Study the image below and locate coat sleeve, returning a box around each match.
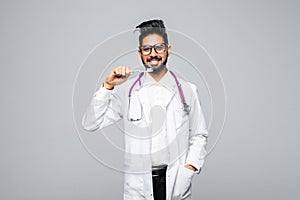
[82,86,123,132]
[185,83,208,173]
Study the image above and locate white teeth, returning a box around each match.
[150,60,159,65]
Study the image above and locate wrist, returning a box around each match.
[103,82,114,90]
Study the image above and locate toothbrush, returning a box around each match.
[131,68,153,73]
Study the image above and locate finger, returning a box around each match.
[118,67,123,76]
[123,66,129,76]
[125,67,130,76]
[114,67,122,77]
[121,66,125,76]
[112,68,118,75]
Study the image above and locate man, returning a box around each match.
[82,19,208,200]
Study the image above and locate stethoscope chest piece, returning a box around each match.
[183,103,191,115]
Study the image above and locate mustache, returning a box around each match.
[146,56,162,62]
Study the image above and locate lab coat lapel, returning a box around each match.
[159,70,177,108]
[139,70,177,108]
[136,85,151,124]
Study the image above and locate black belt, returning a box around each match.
[152,164,168,177]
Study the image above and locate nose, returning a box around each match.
[150,47,158,56]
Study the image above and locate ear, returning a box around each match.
[138,48,142,57]
[167,45,172,56]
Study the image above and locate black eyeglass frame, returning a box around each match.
[139,43,168,56]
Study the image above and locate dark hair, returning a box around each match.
[136,19,168,46]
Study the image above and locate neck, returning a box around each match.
[149,67,168,81]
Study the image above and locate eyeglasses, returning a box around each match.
[139,43,168,56]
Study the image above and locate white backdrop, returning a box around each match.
[0,0,299,199]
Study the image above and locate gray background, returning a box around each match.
[1,0,299,199]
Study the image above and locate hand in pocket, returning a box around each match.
[174,165,195,199]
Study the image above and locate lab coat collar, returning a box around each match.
[136,69,177,111]
[142,68,178,90]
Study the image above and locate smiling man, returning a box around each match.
[82,19,208,200]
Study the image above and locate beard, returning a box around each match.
[140,53,169,73]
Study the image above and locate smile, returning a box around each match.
[147,57,162,66]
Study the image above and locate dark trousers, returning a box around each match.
[152,165,167,200]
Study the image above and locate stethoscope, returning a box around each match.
[127,70,191,121]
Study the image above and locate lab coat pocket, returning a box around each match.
[174,165,195,199]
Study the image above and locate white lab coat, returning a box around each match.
[82,70,208,200]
